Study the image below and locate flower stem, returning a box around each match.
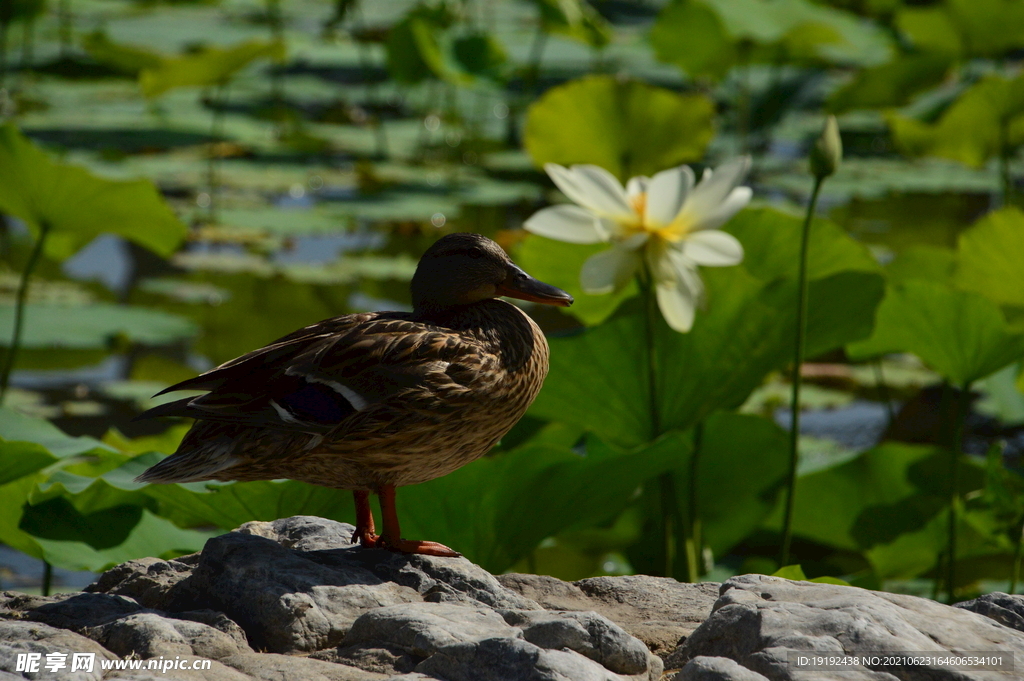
[0,220,51,404]
[685,421,704,582]
[206,82,228,224]
[1000,118,1013,207]
[637,271,681,580]
[946,381,971,603]
[780,175,824,567]
[873,359,896,428]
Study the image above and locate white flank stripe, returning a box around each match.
[270,399,301,424]
[305,375,369,411]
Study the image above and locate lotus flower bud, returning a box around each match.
[810,115,842,179]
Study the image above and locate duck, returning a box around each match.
[135,233,573,557]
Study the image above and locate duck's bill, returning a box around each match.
[497,266,574,307]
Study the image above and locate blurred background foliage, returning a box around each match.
[0,0,1023,602]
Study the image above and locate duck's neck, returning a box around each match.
[413,299,540,373]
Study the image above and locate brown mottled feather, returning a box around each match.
[135,298,549,490]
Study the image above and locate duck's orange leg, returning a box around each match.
[352,490,380,547]
[376,484,461,557]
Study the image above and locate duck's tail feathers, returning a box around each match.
[134,438,239,485]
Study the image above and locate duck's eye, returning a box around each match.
[468,247,484,259]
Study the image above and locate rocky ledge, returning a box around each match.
[0,516,1022,680]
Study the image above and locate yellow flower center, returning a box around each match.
[622,191,692,243]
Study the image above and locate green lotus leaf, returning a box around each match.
[524,75,715,181]
[848,279,1024,385]
[0,125,187,260]
[140,40,285,98]
[81,30,164,76]
[886,74,1024,168]
[529,0,611,48]
[956,207,1024,309]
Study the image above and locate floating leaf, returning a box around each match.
[81,30,164,76]
[0,303,198,349]
[529,0,611,48]
[0,125,187,260]
[523,75,715,181]
[652,0,892,80]
[848,280,1024,385]
[140,40,285,98]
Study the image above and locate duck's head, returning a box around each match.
[411,233,574,313]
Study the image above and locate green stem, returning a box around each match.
[58,0,71,59]
[206,83,227,224]
[525,22,547,98]
[0,21,8,89]
[946,381,971,603]
[1011,514,1024,594]
[1000,118,1013,207]
[660,473,677,579]
[736,40,753,155]
[0,220,51,403]
[685,421,704,581]
[873,359,896,427]
[638,271,678,579]
[41,561,52,597]
[780,175,824,567]
[21,19,34,73]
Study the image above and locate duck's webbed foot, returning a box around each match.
[370,483,462,557]
[378,536,461,557]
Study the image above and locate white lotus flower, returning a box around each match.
[525,157,752,332]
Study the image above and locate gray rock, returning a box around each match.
[671,574,1024,680]
[417,637,627,681]
[86,612,250,659]
[498,573,718,657]
[501,609,656,676]
[4,591,144,630]
[0,620,115,681]
[85,555,199,611]
[343,603,513,656]
[151,516,540,654]
[237,517,539,611]
[166,523,422,654]
[341,602,659,680]
[955,592,1024,633]
[676,656,771,681]
[172,611,250,651]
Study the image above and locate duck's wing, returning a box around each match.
[138,312,487,435]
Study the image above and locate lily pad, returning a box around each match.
[0,303,198,350]
[140,40,286,98]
